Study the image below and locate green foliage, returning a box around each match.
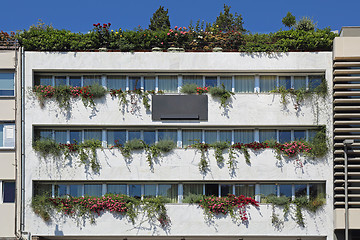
[295,17,316,31]
[306,127,328,158]
[32,193,170,227]
[180,83,198,94]
[182,194,205,203]
[282,12,296,28]
[266,195,325,227]
[155,140,177,153]
[149,6,171,31]
[32,139,61,157]
[211,141,229,164]
[209,85,234,108]
[213,4,246,33]
[187,141,210,172]
[125,139,146,150]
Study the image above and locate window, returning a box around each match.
[205,184,219,196]
[107,130,126,146]
[309,183,325,199]
[84,184,102,197]
[294,76,306,90]
[220,76,232,91]
[234,75,254,93]
[205,76,217,87]
[84,130,102,141]
[279,184,292,198]
[0,73,14,96]
[259,129,276,142]
[144,185,156,198]
[129,184,141,199]
[158,129,177,142]
[69,185,82,197]
[219,130,232,143]
[34,75,52,86]
[143,130,155,145]
[235,184,255,197]
[69,76,81,87]
[70,130,82,144]
[55,184,67,197]
[3,181,15,203]
[158,184,178,202]
[183,184,203,197]
[183,75,202,86]
[221,184,232,197]
[182,130,202,147]
[55,76,66,86]
[204,130,217,144]
[259,184,277,202]
[234,130,254,143]
[54,130,67,144]
[144,76,155,91]
[309,75,323,90]
[294,130,306,141]
[279,76,291,89]
[35,129,53,140]
[33,183,52,197]
[260,76,276,92]
[279,130,291,143]
[128,130,141,141]
[0,124,15,148]
[83,75,101,86]
[107,184,127,194]
[107,75,126,90]
[129,76,141,90]
[158,75,177,93]
[295,184,307,198]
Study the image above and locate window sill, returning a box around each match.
[0,96,15,99]
[0,147,15,151]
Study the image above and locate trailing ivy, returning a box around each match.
[31,193,170,227]
[265,194,325,227]
[208,85,234,108]
[33,139,103,171]
[187,141,211,172]
[210,141,229,164]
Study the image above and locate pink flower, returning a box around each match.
[167,33,170,35]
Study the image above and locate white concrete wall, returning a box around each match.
[23,52,333,239]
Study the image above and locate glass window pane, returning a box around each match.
[158,129,177,142]
[3,182,15,203]
[219,130,232,143]
[294,76,306,90]
[107,184,127,195]
[129,77,141,90]
[33,183,52,197]
[70,130,82,144]
[55,130,67,144]
[183,184,203,197]
[234,75,255,93]
[144,76,155,91]
[69,76,81,87]
[183,75,202,86]
[84,184,102,197]
[55,184,67,197]
[295,184,307,198]
[204,130,217,144]
[279,130,291,143]
[143,130,155,145]
[308,130,318,141]
[129,184,141,199]
[84,130,102,141]
[182,130,202,147]
[294,130,306,141]
[260,184,277,202]
[279,184,292,197]
[107,130,126,146]
[0,73,14,96]
[35,129,53,140]
[0,125,2,147]
[107,75,126,90]
[259,130,277,142]
[234,130,254,144]
[55,76,66,86]
[158,184,178,202]
[128,130,141,140]
[309,75,323,90]
[220,77,232,91]
[205,184,219,196]
[69,185,82,197]
[205,76,217,87]
[34,75,52,86]
[309,183,325,199]
[83,75,101,86]
[144,185,156,198]
[235,184,255,197]
[279,76,291,90]
[158,75,178,93]
[260,76,276,92]
[221,184,232,197]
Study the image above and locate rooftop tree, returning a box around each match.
[149,6,171,31]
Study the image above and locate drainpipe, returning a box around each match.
[20,47,26,239]
[13,42,19,240]
[343,139,354,240]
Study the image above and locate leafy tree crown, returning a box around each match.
[149,6,171,31]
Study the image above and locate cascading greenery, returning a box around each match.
[31,193,170,227]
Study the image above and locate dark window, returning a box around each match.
[33,183,52,197]
[129,184,141,199]
[69,76,81,87]
[205,184,219,196]
[221,184,232,197]
[279,130,291,143]
[3,182,15,203]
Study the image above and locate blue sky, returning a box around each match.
[1,0,359,33]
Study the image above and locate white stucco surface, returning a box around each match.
[23,52,333,239]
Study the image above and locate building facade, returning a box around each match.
[21,51,333,240]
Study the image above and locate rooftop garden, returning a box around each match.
[0,5,337,52]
